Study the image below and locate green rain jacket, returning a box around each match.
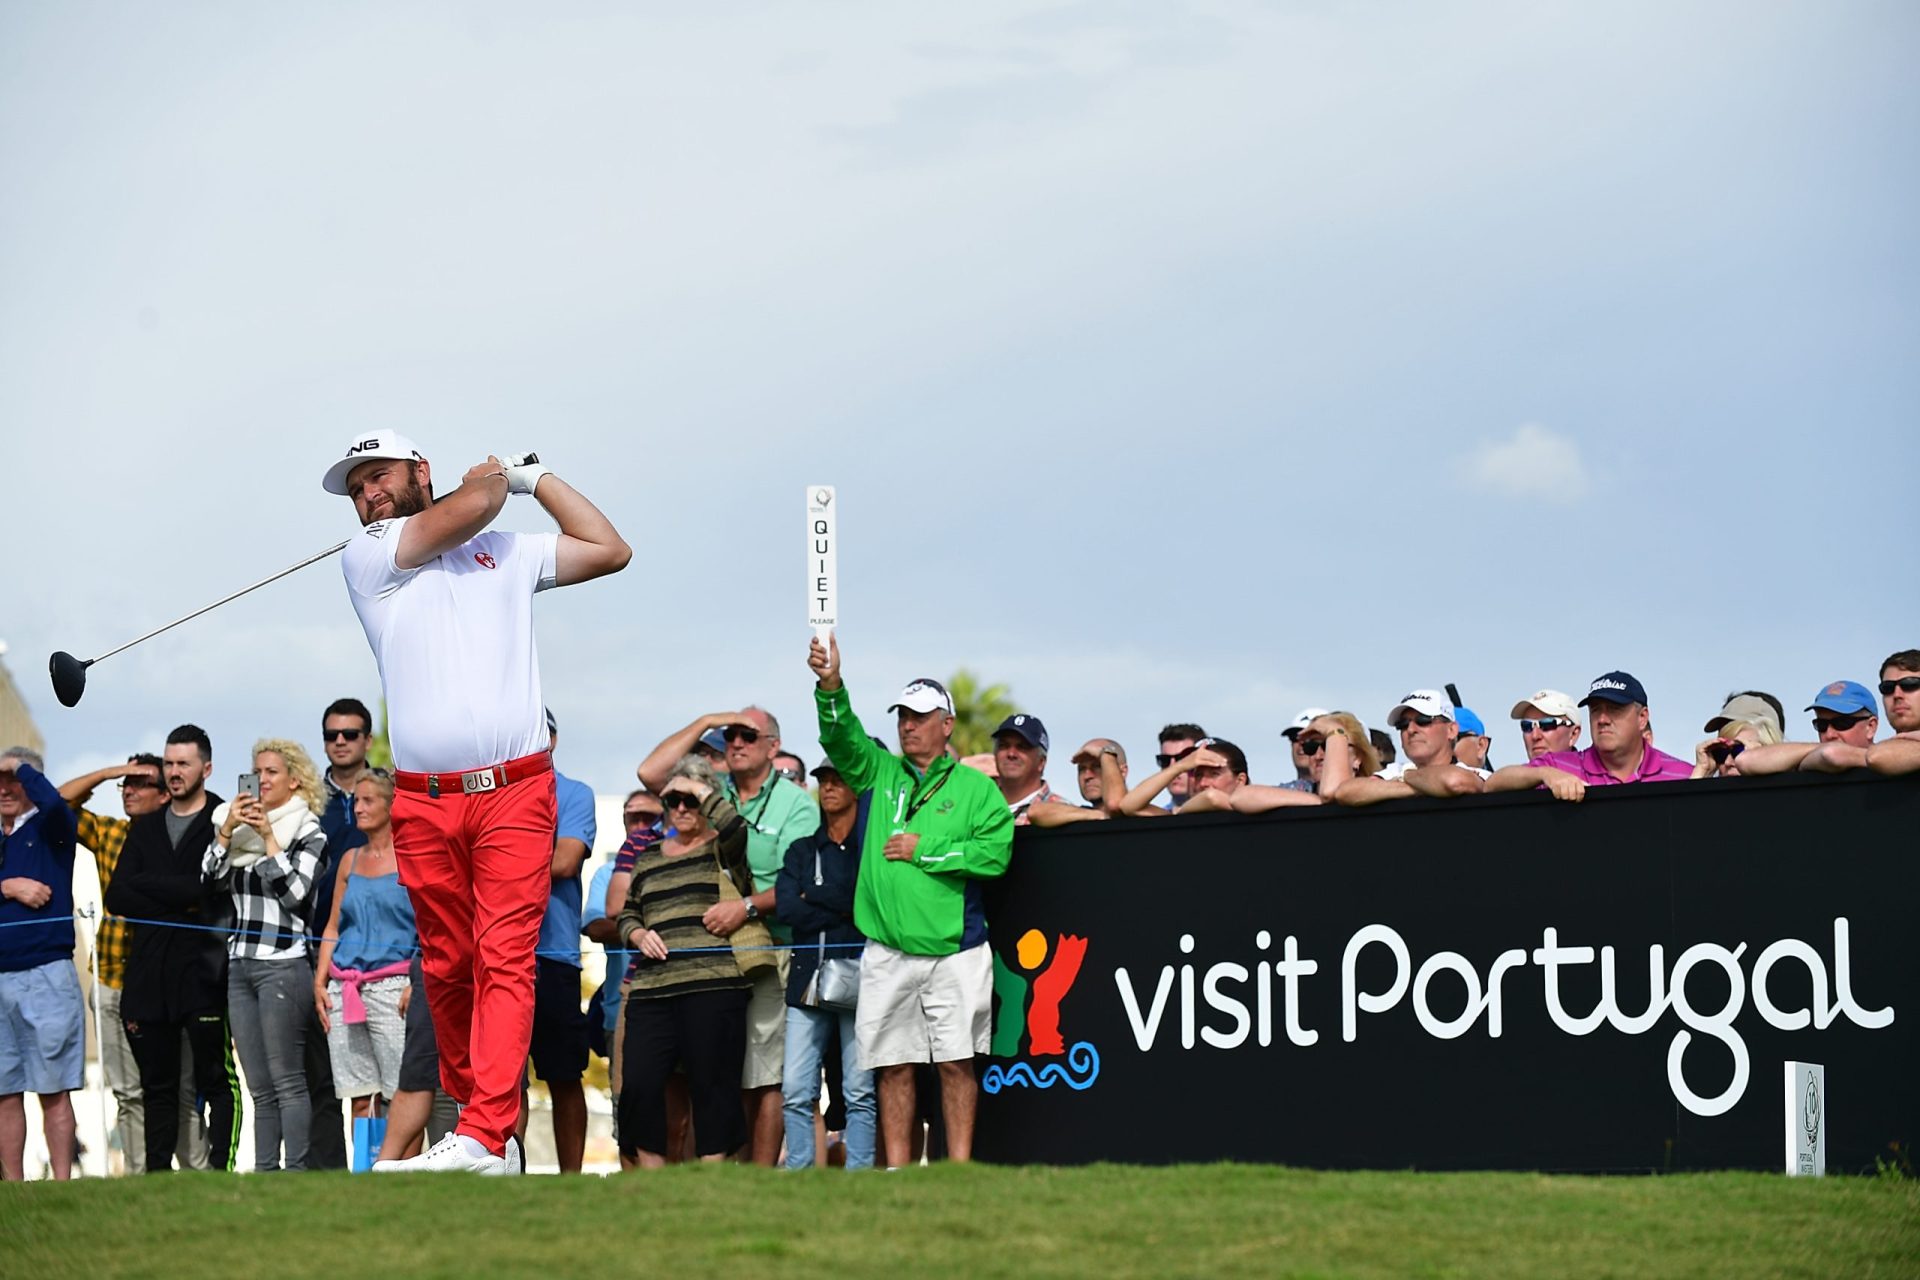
[815,683,1013,956]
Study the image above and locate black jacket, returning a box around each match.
[106,795,230,1022]
[774,794,868,1008]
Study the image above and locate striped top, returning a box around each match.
[615,791,754,1000]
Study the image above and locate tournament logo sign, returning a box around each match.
[983,928,1101,1093]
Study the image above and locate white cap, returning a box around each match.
[887,678,954,716]
[1387,689,1455,729]
[322,430,425,496]
[1509,689,1579,720]
[1283,708,1331,739]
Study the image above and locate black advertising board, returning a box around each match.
[973,772,1917,1172]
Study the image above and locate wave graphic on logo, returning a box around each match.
[982,1041,1100,1094]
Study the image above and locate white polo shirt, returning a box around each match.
[342,515,560,774]
[1376,759,1491,783]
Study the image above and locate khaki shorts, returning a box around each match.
[855,940,993,1070]
[741,954,790,1090]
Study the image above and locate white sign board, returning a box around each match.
[1785,1060,1825,1176]
[807,485,837,643]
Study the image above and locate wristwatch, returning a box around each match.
[743,900,761,921]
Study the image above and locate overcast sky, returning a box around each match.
[3,2,1915,809]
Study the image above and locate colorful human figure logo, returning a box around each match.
[984,928,1100,1093]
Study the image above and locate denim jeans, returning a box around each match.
[228,956,312,1171]
[782,1005,874,1170]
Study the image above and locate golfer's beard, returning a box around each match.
[388,482,429,518]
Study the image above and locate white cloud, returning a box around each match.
[1461,423,1589,503]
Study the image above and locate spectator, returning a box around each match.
[775,759,875,1170]
[525,709,594,1175]
[1029,739,1128,827]
[1689,717,1779,780]
[1487,672,1692,800]
[1510,690,1582,760]
[695,727,730,774]
[305,696,374,1172]
[1281,709,1331,791]
[774,751,808,789]
[1155,723,1208,810]
[1734,681,1875,776]
[1300,713,1384,800]
[1368,728,1397,771]
[58,753,207,1173]
[993,715,1056,823]
[1452,708,1491,771]
[0,747,82,1181]
[615,757,755,1166]
[1331,691,1488,807]
[1868,649,1920,775]
[809,638,1013,1167]
[205,738,327,1172]
[638,707,818,1167]
[105,724,242,1172]
[313,772,415,1155]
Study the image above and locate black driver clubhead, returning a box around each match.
[50,651,91,708]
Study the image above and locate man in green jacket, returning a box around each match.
[809,633,1013,1166]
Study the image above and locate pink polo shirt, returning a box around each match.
[1529,743,1694,785]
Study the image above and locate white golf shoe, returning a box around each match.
[372,1132,506,1174]
[501,1135,524,1176]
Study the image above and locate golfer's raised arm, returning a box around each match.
[396,459,511,570]
[531,471,632,586]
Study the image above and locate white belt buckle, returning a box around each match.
[461,768,498,795]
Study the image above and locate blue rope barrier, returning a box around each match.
[0,910,862,958]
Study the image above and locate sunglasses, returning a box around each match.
[661,792,701,812]
[1878,677,1920,696]
[776,766,803,783]
[117,778,163,791]
[1707,740,1746,764]
[1397,713,1439,729]
[1518,718,1571,734]
[323,728,367,743]
[623,809,661,826]
[1154,745,1205,768]
[1813,714,1869,734]
[722,726,760,745]
[1298,739,1327,757]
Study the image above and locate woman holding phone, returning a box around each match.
[614,755,755,1167]
[204,738,328,1171]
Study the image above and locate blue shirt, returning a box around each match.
[0,763,79,972]
[537,771,596,968]
[580,860,621,1036]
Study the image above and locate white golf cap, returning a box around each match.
[1387,689,1454,729]
[1283,708,1331,738]
[321,430,426,496]
[887,677,954,716]
[1509,689,1579,720]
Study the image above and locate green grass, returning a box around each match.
[2,1165,1915,1279]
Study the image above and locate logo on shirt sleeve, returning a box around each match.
[474,552,497,570]
[365,520,391,540]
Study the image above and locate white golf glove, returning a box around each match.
[501,452,552,496]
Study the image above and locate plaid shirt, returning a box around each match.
[202,810,327,960]
[75,809,132,988]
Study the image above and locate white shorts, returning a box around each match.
[742,954,789,1090]
[855,940,993,1070]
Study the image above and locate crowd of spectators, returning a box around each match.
[1,644,1914,1178]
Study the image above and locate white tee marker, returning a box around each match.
[808,485,837,644]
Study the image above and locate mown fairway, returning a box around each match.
[2,1164,1915,1279]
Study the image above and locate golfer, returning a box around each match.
[322,432,630,1173]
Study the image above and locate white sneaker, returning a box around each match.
[372,1132,506,1174]
[499,1136,524,1176]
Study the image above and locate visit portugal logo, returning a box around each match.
[983,928,1101,1094]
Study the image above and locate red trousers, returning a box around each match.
[391,771,556,1154]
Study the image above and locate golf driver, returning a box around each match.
[50,539,350,707]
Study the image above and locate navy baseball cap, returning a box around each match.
[993,714,1050,753]
[1807,680,1877,716]
[1579,671,1649,707]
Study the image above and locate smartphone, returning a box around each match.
[237,771,261,801]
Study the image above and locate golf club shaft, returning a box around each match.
[91,539,350,664]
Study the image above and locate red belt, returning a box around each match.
[393,751,553,799]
